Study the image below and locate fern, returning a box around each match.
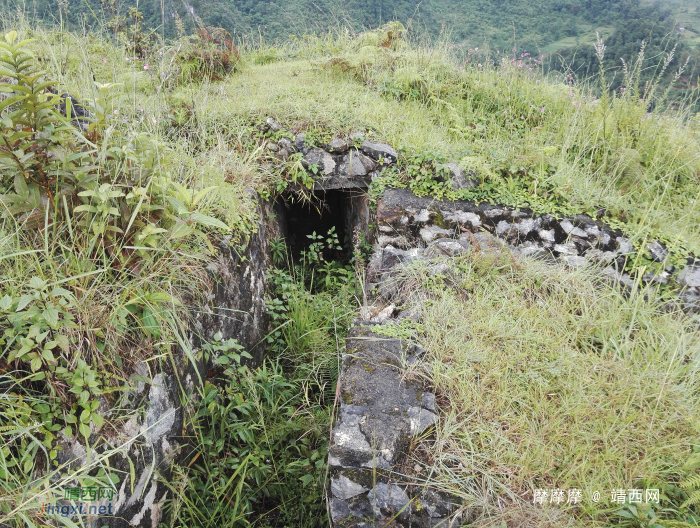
[680,451,700,508]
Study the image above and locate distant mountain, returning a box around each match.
[0,0,673,48]
[3,0,697,92]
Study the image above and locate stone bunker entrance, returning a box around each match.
[274,188,370,261]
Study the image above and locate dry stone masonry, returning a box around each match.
[328,327,462,527]
[74,121,700,527]
[323,135,700,526]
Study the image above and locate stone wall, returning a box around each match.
[373,187,700,311]
[328,145,700,526]
[58,196,277,528]
[328,327,462,527]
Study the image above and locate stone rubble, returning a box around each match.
[372,187,700,312]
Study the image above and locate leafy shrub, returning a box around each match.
[0,30,228,457]
[0,32,228,261]
[105,4,154,59]
[173,26,240,85]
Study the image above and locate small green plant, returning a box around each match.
[165,355,330,527]
[269,235,287,265]
[681,449,700,511]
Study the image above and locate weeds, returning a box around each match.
[374,248,700,527]
[166,227,358,527]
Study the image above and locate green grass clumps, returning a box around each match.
[376,249,700,527]
[2,13,700,528]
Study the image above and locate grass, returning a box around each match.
[2,15,700,528]
[15,22,700,255]
[376,247,700,526]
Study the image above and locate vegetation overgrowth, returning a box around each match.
[375,247,700,527]
[1,12,700,528]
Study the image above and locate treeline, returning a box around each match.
[2,0,696,95]
[0,0,678,47]
[545,6,700,99]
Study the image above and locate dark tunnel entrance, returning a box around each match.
[273,189,370,263]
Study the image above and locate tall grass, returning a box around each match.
[376,248,700,527]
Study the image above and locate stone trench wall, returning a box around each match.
[326,145,700,527]
[58,196,279,528]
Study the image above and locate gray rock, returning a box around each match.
[407,406,439,435]
[539,229,556,243]
[426,238,469,257]
[398,305,423,324]
[330,498,352,523]
[407,343,426,359]
[427,262,452,276]
[484,208,506,219]
[420,392,436,412]
[420,226,452,243]
[277,137,294,152]
[377,235,410,249]
[418,488,462,523]
[585,249,616,265]
[598,231,612,248]
[266,142,279,152]
[518,242,549,259]
[561,255,588,268]
[560,219,588,238]
[304,148,336,175]
[585,224,601,237]
[515,217,539,236]
[367,483,411,517]
[340,404,371,426]
[331,475,369,500]
[680,288,700,312]
[329,422,374,467]
[377,273,399,302]
[381,245,423,268]
[643,271,670,285]
[495,220,513,236]
[413,209,432,223]
[648,241,669,263]
[442,162,477,190]
[265,117,282,132]
[554,242,578,256]
[602,266,636,291]
[442,210,481,228]
[465,231,503,251]
[678,266,700,288]
[337,150,376,177]
[327,137,349,153]
[616,237,634,255]
[294,133,308,154]
[361,141,398,164]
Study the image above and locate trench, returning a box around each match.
[273,188,370,264]
[232,185,373,526]
[273,188,371,262]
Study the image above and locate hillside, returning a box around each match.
[2,17,700,528]
[4,0,699,96]
[0,0,685,50]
